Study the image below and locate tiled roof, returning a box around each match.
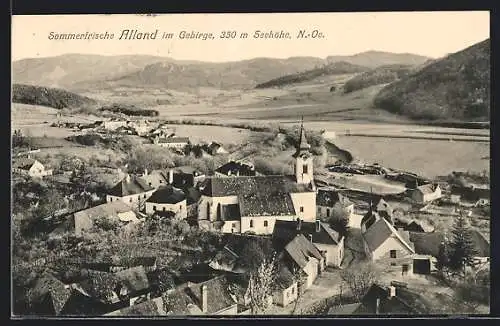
[215,161,256,176]
[200,175,313,197]
[362,216,414,253]
[162,287,202,315]
[79,270,120,303]
[275,262,296,290]
[273,220,342,249]
[112,256,157,267]
[115,266,150,293]
[30,274,72,315]
[13,158,38,170]
[105,296,166,316]
[146,186,186,204]
[186,275,237,314]
[73,201,134,231]
[410,229,490,258]
[292,124,311,158]
[327,303,364,315]
[238,192,295,217]
[185,187,201,205]
[316,189,352,207]
[284,234,324,269]
[108,175,154,197]
[361,284,433,314]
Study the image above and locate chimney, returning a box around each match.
[316,220,321,232]
[201,284,208,313]
[309,234,313,243]
[375,298,380,315]
[144,168,148,176]
[388,285,396,298]
[169,169,174,184]
[296,218,302,231]
[236,170,240,177]
[125,174,131,183]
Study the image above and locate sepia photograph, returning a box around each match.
[11,11,490,317]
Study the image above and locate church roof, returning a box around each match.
[292,121,312,158]
[199,175,313,197]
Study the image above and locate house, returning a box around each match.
[282,234,325,291]
[12,157,53,178]
[70,201,140,236]
[410,183,442,203]
[185,275,238,315]
[140,169,170,189]
[103,120,129,131]
[83,257,158,273]
[144,185,187,219]
[76,266,151,310]
[272,262,299,307]
[169,166,206,189]
[207,142,228,155]
[106,174,156,208]
[197,122,316,234]
[215,160,258,177]
[361,211,415,276]
[359,283,434,315]
[410,229,490,268]
[273,219,344,267]
[153,136,190,149]
[316,187,354,219]
[28,274,80,316]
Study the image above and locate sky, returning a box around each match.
[12,12,490,62]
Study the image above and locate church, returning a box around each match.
[197,122,317,235]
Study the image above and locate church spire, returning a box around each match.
[293,116,311,158]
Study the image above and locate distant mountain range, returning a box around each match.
[373,39,490,121]
[12,51,431,91]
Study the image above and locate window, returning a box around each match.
[144,194,147,198]
[326,208,330,217]
[130,198,133,203]
[180,205,182,210]
[264,220,268,227]
[390,250,397,258]
[250,220,254,228]
[303,164,308,174]
[300,206,304,213]
[163,207,166,212]
[153,206,157,211]
[138,196,140,201]
[232,223,237,228]
[291,287,295,294]
[159,180,163,183]
[391,262,396,266]
[110,198,113,202]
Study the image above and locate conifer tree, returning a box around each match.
[448,211,478,274]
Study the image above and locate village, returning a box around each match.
[11,114,491,317]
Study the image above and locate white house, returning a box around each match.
[410,183,442,203]
[283,234,325,290]
[106,174,156,209]
[272,264,299,307]
[153,136,190,149]
[273,219,344,267]
[197,122,316,235]
[144,185,187,219]
[361,210,415,276]
[12,158,53,178]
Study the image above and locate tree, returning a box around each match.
[448,212,478,275]
[248,254,277,314]
[436,240,450,274]
[340,263,377,301]
[239,238,275,273]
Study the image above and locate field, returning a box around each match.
[13,72,490,181]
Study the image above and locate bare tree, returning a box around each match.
[248,254,277,314]
[340,263,377,301]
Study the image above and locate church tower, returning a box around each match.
[293,117,314,185]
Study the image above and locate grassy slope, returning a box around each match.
[255,61,368,88]
[12,84,97,110]
[373,39,490,121]
[343,64,414,93]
